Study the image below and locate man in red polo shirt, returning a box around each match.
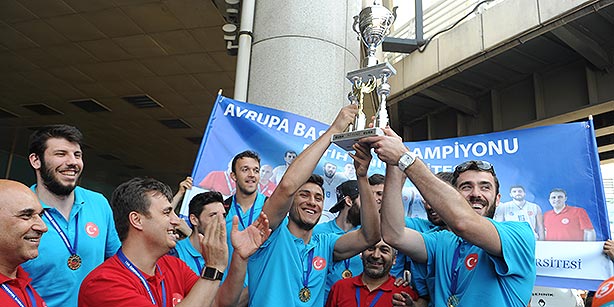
[326,239,418,307]
[544,188,595,241]
[0,180,48,307]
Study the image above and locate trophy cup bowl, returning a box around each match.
[332,4,396,151]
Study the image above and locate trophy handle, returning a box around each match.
[352,15,360,37]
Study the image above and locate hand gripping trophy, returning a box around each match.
[332,1,397,150]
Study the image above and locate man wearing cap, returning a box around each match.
[247,105,381,307]
[313,180,365,301]
[363,127,535,307]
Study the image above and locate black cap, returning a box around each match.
[329,180,359,213]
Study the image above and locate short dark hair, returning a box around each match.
[231,150,260,173]
[306,174,324,194]
[510,185,525,192]
[549,188,566,196]
[285,150,297,157]
[189,191,224,219]
[28,124,83,157]
[368,174,385,186]
[111,177,173,242]
[436,171,454,184]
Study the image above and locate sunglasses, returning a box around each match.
[453,160,496,176]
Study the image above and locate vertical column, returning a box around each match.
[248,0,362,124]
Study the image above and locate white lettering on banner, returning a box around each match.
[534,241,613,282]
[223,103,290,132]
[413,138,519,160]
[293,122,325,140]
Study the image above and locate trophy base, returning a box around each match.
[332,128,384,151]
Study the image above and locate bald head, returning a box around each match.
[0,179,38,203]
[0,179,47,274]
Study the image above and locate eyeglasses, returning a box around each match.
[453,160,496,177]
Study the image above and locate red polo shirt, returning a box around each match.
[326,274,418,307]
[544,205,593,241]
[1,266,46,307]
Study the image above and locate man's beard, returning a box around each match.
[40,157,79,196]
[363,259,391,279]
[469,196,497,219]
[345,199,361,227]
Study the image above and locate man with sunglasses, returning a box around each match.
[362,128,536,307]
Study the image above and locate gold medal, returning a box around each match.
[447,295,459,307]
[67,254,82,270]
[298,287,311,302]
[341,269,352,279]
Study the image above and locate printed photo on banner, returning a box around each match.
[184,94,611,290]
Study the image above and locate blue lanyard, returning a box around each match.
[1,284,37,307]
[302,249,315,289]
[117,249,166,306]
[43,210,78,255]
[344,259,351,270]
[232,195,256,229]
[194,256,203,274]
[355,287,384,307]
[450,240,471,295]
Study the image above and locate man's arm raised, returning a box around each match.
[333,142,380,260]
[263,105,358,230]
[380,163,427,263]
[363,128,503,256]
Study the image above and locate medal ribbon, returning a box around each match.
[355,288,384,307]
[344,259,351,271]
[43,210,78,256]
[450,240,472,295]
[1,284,37,307]
[117,249,166,306]
[302,249,315,289]
[232,195,257,230]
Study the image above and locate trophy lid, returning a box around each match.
[357,4,396,48]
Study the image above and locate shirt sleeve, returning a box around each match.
[489,219,536,277]
[577,207,594,230]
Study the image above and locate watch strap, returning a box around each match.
[201,267,224,281]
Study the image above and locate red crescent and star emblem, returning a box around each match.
[312,256,326,270]
[561,218,570,225]
[596,280,614,299]
[85,222,99,238]
[465,253,478,270]
[172,293,184,306]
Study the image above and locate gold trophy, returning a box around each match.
[332,2,397,151]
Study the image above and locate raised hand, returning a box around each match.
[199,213,228,272]
[329,104,359,134]
[360,127,408,166]
[231,212,271,260]
[349,142,372,178]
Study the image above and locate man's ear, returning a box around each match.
[29,153,41,170]
[344,196,353,208]
[189,214,199,228]
[129,211,144,231]
[230,171,237,182]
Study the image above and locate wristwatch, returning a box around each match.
[397,152,417,172]
[201,267,224,281]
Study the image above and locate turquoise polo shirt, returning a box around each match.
[23,185,121,307]
[313,219,363,301]
[248,217,340,307]
[422,219,536,307]
[390,217,435,278]
[173,238,205,274]
[223,192,266,286]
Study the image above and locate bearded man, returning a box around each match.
[24,124,121,307]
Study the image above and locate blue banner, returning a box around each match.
[186,94,611,289]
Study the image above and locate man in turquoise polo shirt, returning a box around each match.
[173,191,227,274]
[247,105,381,307]
[364,128,536,307]
[23,124,121,307]
[313,179,364,302]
